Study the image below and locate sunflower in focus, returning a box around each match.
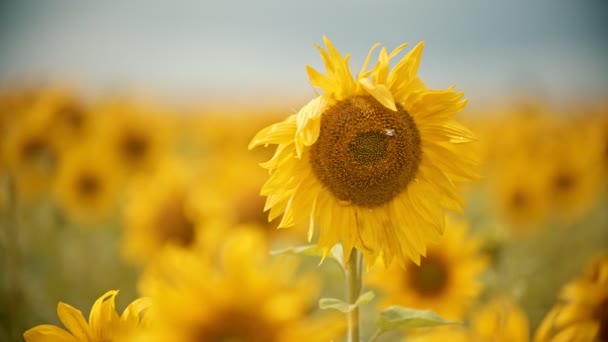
[54,144,122,222]
[249,36,477,266]
[368,216,487,320]
[470,297,530,342]
[136,226,344,341]
[122,161,225,264]
[23,290,150,341]
[535,253,608,341]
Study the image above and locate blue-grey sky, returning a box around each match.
[0,1,606,108]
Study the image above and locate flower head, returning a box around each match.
[23,290,150,342]
[136,226,344,341]
[249,36,477,266]
[368,216,488,320]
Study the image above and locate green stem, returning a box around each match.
[346,249,363,342]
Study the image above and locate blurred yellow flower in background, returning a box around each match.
[94,100,170,177]
[3,110,59,201]
[0,87,38,171]
[470,297,530,342]
[136,226,345,341]
[535,252,608,342]
[544,117,603,221]
[54,144,122,223]
[249,36,477,267]
[491,155,551,229]
[368,216,488,321]
[122,160,225,264]
[23,290,150,342]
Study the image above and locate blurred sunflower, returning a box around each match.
[122,161,225,264]
[136,226,344,341]
[29,87,92,152]
[0,87,37,170]
[53,144,122,223]
[544,118,603,220]
[211,149,308,241]
[490,155,551,229]
[3,112,59,200]
[470,297,530,342]
[367,216,487,320]
[535,253,608,341]
[23,290,150,341]
[249,36,477,266]
[94,100,170,176]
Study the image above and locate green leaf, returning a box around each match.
[318,291,375,313]
[376,306,458,332]
[270,244,344,268]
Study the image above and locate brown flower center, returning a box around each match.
[191,309,279,342]
[57,103,86,131]
[552,171,576,194]
[76,172,102,198]
[509,190,529,211]
[155,194,196,247]
[309,95,422,208]
[119,131,149,164]
[20,137,47,162]
[409,254,449,297]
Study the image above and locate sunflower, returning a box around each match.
[544,117,603,221]
[29,87,91,152]
[121,160,226,264]
[54,144,122,223]
[469,297,530,342]
[367,216,487,321]
[0,87,38,171]
[249,36,477,266]
[490,155,551,229]
[23,290,150,341]
[3,111,59,200]
[534,252,608,341]
[136,226,344,341]
[94,100,170,177]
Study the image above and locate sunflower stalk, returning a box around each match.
[346,249,363,342]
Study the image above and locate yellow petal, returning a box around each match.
[57,302,92,341]
[357,42,381,78]
[306,66,335,94]
[89,290,120,341]
[295,96,326,157]
[248,115,296,149]
[120,297,152,328]
[387,41,425,94]
[23,325,77,342]
[357,78,396,111]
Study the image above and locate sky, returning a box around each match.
[0,0,606,108]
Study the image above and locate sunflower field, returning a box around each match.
[1,3,607,342]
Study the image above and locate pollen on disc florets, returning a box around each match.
[309,95,422,208]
